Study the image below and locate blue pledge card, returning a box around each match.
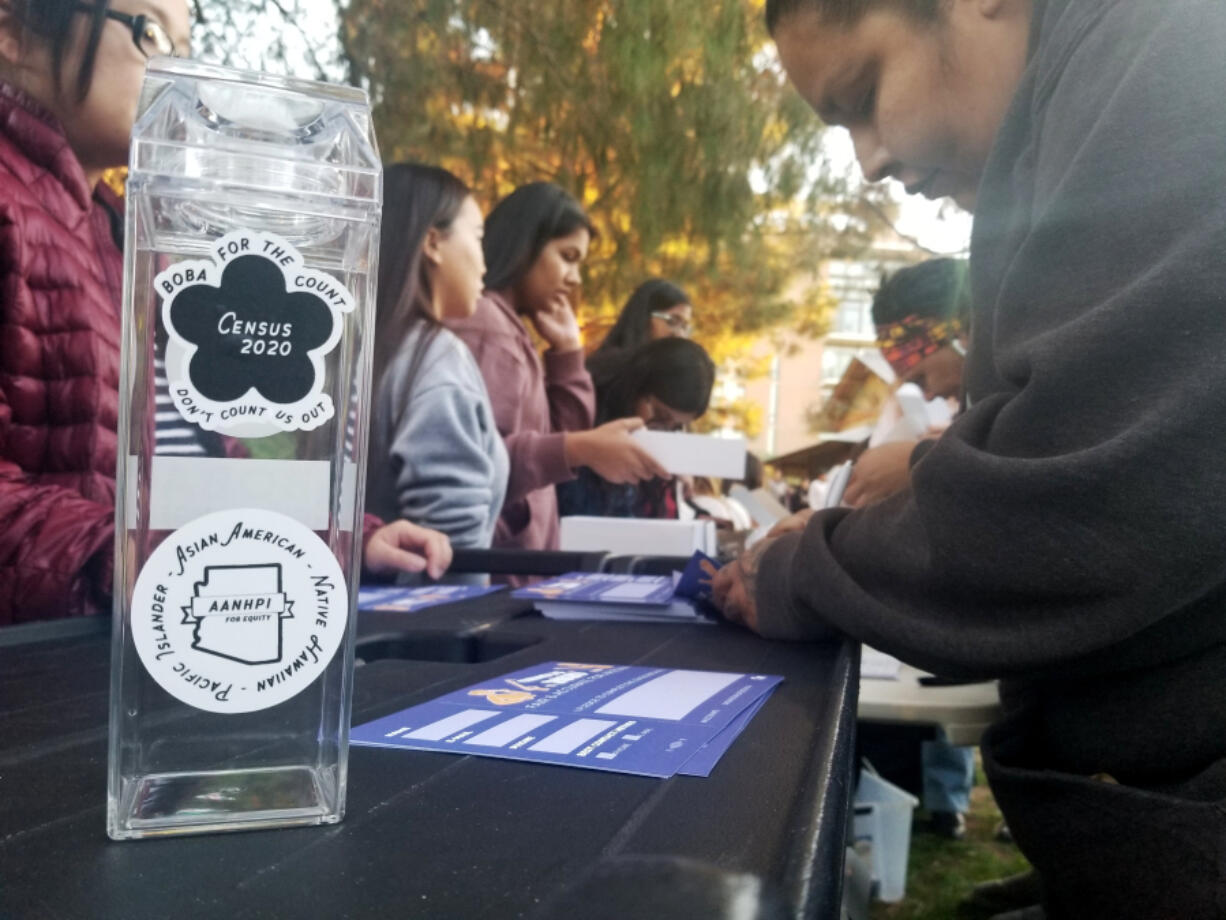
[676,693,771,777]
[513,573,676,606]
[429,662,780,735]
[512,572,708,624]
[350,699,717,778]
[351,661,782,778]
[357,584,503,613]
[673,551,723,616]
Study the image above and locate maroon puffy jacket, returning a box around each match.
[0,83,122,624]
[0,84,390,626]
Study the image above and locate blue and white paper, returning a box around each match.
[358,583,503,613]
[677,693,771,777]
[512,570,715,624]
[351,661,782,778]
[513,573,677,606]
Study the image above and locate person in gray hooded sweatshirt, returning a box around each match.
[366,164,508,563]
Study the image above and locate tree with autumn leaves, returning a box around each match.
[195,0,890,435]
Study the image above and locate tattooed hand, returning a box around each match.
[711,536,774,632]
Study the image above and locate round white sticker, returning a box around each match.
[131,508,349,714]
[157,229,354,434]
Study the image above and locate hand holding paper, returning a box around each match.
[630,430,747,479]
[673,550,723,618]
[566,418,669,483]
[843,441,916,508]
[711,537,771,633]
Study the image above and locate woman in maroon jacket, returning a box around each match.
[449,182,666,555]
[0,1,448,625]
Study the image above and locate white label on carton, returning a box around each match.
[124,457,358,531]
[158,229,353,434]
[130,508,348,714]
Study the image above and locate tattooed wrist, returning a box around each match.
[739,540,768,597]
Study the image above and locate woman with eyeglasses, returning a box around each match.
[0,0,192,627]
[592,278,694,357]
[0,2,451,625]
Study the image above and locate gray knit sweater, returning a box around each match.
[367,323,508,551]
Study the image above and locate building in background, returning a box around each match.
[736,238,920,459]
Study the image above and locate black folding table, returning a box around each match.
[0,595,857,919]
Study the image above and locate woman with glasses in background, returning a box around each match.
[584,278,701,520]
[0,1,450,626]
[591,278,694,357]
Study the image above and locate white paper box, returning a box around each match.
[560,516,717,557]
[632,431,747,479]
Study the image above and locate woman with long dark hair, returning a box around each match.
[592,278,694,355]
[0,0,194,626]
[0,5,449,625]
[366,163,508,556]
[559,338,715,518]
[449,182,666,554]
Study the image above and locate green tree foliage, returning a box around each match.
[338,0,885,354]
[193,0,893,362]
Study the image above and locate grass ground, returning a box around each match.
[869,760,1031,920]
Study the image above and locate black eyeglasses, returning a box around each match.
[76,4,179,59]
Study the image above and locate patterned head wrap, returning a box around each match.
[877,314,964,377]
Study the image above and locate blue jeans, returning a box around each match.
[921,734,975,814]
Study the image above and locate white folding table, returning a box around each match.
[857,649,1002,746]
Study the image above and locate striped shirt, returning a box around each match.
[154,356,207,456]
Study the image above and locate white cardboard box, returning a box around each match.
[632,431,747,479]
[560,516,717,557]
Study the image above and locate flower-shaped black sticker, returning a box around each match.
[170,254,334,405]
[158,229,354,434]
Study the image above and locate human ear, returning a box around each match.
[0,9,22,68]
[421,227,444,267]
[976,0,1021,19]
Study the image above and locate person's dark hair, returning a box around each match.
[372,162,471,395]
[594,278,691,355]
[744,453,764,491]
[587,338,715,425]
[871,257,970,326]
[764,0,942,34]
[721,451,764,494]
[6,0,112,101]
[482,181,595,293]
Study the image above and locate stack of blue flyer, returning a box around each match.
[351,661,782,778]
[512,571,713,624]
[357,583,503,613]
